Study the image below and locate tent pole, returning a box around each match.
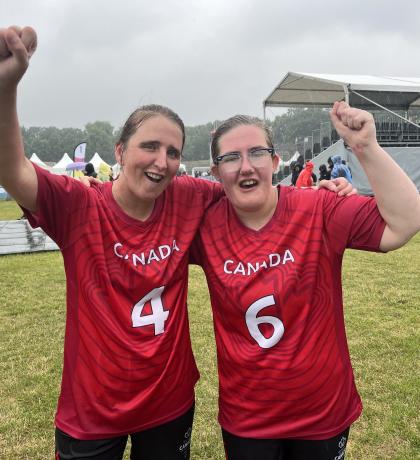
[343,85,350,104]
[351,89,420,128]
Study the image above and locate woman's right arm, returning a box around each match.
[0,26,38,211]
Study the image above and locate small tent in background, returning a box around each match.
[87,152,112,181]
[278,151,300,168]
[29,153,50,170]
[51,153,73,175]
[111,163,121,180]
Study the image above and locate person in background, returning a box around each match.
[290,162,303,186]
[296,160,316,187]
[331,154,352,183]
[342,159,352,176]
[319,163,331,181]
[191,104,420,460]
[83,162,97,178]
[327,156,334,174]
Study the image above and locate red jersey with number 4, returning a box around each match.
[24,164,222,439]
[191,186,385,440]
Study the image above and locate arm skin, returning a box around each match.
[0,26,38,212]
[330,101,420,251]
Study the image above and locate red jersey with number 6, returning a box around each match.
[191,186,385,440]
[24,164,222,439]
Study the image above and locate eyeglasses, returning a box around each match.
[214,148,275,172]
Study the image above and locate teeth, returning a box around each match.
[146,172,163,181]
[241,180,256,186]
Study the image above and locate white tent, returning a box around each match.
[263,72,420,112]
[112,163,121,179]
[87,152,110,170]
[87,153,112,181]
[51,153,73,175]
[278,151,300,167]
[29,153,50,170]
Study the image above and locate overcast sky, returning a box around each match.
[3,0,420,128]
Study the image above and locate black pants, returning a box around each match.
[222,426,350,460]
[55,405,194,460]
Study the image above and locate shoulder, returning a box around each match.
[35,163,107,203]
[169,175,223,202]
[173,175,220,190]
[201,194,229,221]
[280,184,321,204]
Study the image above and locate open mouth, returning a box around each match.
[239,179,258,189]
[145,172,164,183]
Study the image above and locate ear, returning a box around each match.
[115,143,123,165]
[272,152,280,174]
[211,164,221,180]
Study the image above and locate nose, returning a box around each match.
[154,148,168,171]
[239,153,254,174]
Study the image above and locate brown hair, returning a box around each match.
[211,115,274,161]
[117,104,185,150]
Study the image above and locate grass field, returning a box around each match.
[0,200,419,458]
[0,200,21,221]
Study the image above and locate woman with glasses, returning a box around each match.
[191,106,420,460]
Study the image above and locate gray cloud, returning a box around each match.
[4,0,420,128]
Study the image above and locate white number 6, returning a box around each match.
[245,295,284,349]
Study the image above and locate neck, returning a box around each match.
[112,179,155,221]
[234,186,279,231]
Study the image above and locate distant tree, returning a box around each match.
[84,121,117,164]
[60,128,86,159]
[271,108,330,147]
[20,107,334,166]
[22,126,87,162]
[183,123,214,161]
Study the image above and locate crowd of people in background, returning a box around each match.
[290,154,352,186]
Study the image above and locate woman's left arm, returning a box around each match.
[330,101,420,251]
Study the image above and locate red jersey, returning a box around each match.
[191,186,386,440]
[25,164,222,439]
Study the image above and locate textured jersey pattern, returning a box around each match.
[25,165,222,439]
[192,186,385,440]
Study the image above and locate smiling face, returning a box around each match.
[113,114,183,219]
[212,123,279,226]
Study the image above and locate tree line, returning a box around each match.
[21,108,334,164]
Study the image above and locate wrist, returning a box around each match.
[351,139,382,161]
[0,84,18,101]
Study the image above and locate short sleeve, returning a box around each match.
[22,164,90,248]
[321,191,386,254]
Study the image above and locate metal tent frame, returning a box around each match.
[263,72,420,128]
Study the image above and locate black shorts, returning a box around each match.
[55,404,194,460]
[222,426,350,460]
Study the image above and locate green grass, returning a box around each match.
[0,235,419,459]
[0,200,22,220]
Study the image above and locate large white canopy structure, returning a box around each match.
[264,72,420,113]
[268,72,420,193]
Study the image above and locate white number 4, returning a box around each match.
[245,295,284,349]
[131,286,169,335]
